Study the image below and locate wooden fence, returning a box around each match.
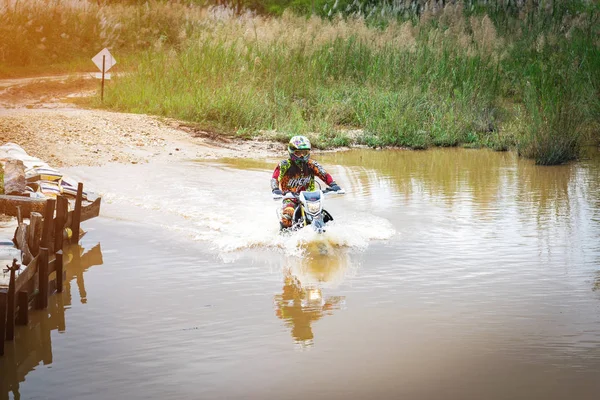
[0,183,101,356]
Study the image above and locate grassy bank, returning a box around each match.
[3,1,599,165]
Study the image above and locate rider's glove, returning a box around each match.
[272,189,283,196]
[329,183,342,192]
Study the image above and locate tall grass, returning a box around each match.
[3,0,599,165]
[103,7,506,150]
[508,5,600,164]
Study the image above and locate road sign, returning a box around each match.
[92,48,117,72]
[92,48,116,102]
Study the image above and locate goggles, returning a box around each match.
[293,149,310,157]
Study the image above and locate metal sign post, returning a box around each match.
[92,48,117,102]
[101,55,106,101]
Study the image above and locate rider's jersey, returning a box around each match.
[271,159,334,193]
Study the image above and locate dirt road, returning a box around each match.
[0,74,284,168]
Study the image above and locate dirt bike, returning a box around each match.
[273,184,345,234]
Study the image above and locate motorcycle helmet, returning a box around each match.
[288,135,311,165]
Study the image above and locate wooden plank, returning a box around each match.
[16,290,28,325]
[15,255,38,293]
[0,290,6,355]
[6,263,16,340]
[81,197,101,222]
[16,205,23,224]
[29,288,39,303]
[0,195,47,218]
[65,196,102,227]
[54,196,68,253]
[28,212,43,257]
[47,256,57,275]
[14,222,33,265]
[13,221,26,248]
[36,248,48,310]
[71,183,84,244]
[41,199,56,252]
[48,278,57,295]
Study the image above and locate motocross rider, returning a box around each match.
[271,135,342,230]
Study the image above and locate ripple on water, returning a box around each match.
[25,148,598,400]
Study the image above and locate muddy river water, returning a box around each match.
[1,147,600,400]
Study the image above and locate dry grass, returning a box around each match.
[2,1,593,69]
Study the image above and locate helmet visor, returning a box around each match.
[293,149,310,157]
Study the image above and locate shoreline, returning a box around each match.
[0,75,292,243]
[0,75,292,170]
[0,107,288,169]
[0,74,361,242]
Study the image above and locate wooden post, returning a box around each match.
[41,199,56,252]
[0,291,7,356]
[17,291,29,325]
[54,196,68,253]
[28,212,43,257]
[16,205,23,224]
[71,183,84,244]
[56,251,64,293]
[6,261,16,340]
[37,248,49,310]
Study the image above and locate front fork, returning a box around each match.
[311,214,325,233]
[293,206,326,233]
[300,206,307,227]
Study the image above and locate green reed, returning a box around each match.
[103,11,505,151]
[509,11,600,164]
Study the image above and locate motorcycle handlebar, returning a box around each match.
[272,188,345,200]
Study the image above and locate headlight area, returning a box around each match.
[306,201,321,214]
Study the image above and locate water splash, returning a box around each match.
[68,161,396,259]
[271,217,395,256]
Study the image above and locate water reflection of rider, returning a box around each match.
[274,268,344,345]
[0,244,103,399]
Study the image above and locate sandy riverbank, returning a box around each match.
[0,74,290,244]
[0,75,286,169]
